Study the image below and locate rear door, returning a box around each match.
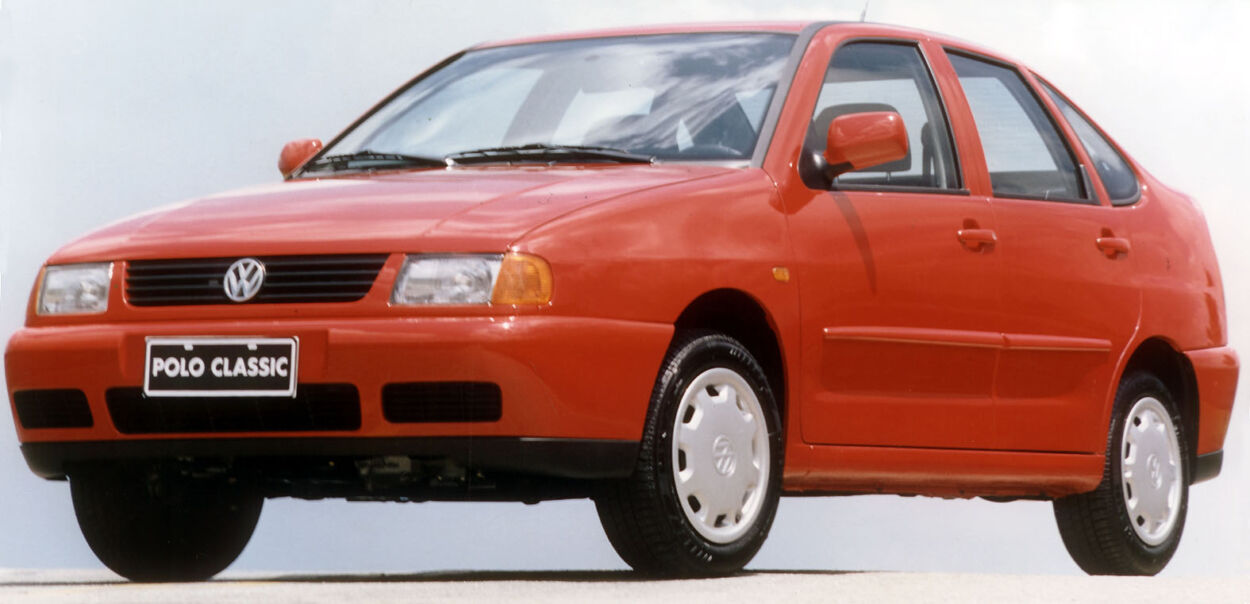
[944,51,1140,453]
[786,38,1002,449]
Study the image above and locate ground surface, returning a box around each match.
[1,569,1246,603]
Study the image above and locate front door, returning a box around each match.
[787,40,1001,449]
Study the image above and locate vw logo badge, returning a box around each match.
[223,258,266,302]
[712,435,737,477]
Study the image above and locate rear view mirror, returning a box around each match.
[278,138,323,178]
[823,111,908,178]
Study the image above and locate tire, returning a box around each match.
[1053,371,1188,575]
[595,331,783,576]
[70,464,263,582]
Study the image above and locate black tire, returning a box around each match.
[595,331,783,576]
[70,464,263,582]
[1053,371,1189,575]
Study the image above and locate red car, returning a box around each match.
[5,22,1238,580]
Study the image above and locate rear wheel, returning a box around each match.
[70,464,262,582]
[1053,371,1188,575]
[595,332,783,576]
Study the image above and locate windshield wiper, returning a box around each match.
[301,149,447,174]
[445,144,655,165]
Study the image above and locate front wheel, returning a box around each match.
[1053,371,1188,575]
[595,332,783,576]
[71,464,263,582]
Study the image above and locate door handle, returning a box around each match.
[957,228,997,251]
[1096,236,1131,258]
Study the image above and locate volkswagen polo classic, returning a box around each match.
[5,22,1238,580]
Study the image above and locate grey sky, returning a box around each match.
[0,0,1245,575]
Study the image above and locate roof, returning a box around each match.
[475,21,816,49]
[473,21,1005,63]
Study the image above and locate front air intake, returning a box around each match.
[105,384,361,434]
[14,389,93,429]
[382,382,503,423]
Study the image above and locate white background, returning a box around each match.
[0,0,1245,575]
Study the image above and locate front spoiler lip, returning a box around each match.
[20,436,640,481]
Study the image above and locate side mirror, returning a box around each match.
[823,111,908,178]
[278,138,323,178]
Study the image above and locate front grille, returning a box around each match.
[126,254,388,306]
[382,382,502,423]
[105,384,361,434]
[14,389,93,429]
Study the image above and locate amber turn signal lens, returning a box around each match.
[491,253,553,305]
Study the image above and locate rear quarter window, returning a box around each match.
[1041,82,1141,205]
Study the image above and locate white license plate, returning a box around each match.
[144,337,298,397]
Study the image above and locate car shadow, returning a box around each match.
[251,569,865,584]
[0,568,865,587]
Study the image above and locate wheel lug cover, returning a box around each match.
[1120,395,1181,546]
[672,367,770,544]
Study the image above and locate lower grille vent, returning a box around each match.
[14,389,93,429]
[106,384,361,434]
[382,382,502,423]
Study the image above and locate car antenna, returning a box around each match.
[859,0,870,22]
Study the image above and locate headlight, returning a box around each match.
[392,255,502,305]
[37,263,113,315]
[391,253,552,306]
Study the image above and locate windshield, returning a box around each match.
[313,33,795,169]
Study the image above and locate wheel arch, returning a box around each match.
[672,289,787,427]
[1119,337,1200,482]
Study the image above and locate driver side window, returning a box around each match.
[805,42,960,190]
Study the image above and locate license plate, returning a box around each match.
[144,337,298,397]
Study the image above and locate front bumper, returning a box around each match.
[6,315,672,478]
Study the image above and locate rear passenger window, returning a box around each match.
[948,53,1088,202]
[805,42,960,190]
[1041,82,1140,204]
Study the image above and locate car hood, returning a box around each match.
[49,164,735,262]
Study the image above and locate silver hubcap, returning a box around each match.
[671,368,770,544]
[1120,396,1182,546]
